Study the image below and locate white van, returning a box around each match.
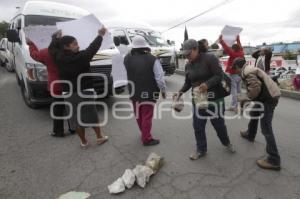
[7,1,115,108]
[107,20,177,76]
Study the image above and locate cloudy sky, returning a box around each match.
[1,0,300,48]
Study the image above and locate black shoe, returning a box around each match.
[49,132,64,137]
[240,131,254,142]
[69,129,76,135]
[143,139,160,146]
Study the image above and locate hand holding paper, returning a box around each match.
[98,27,107,37]
[221,25,243,46]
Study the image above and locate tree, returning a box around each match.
[0,21,9,39]
[184,26,188,41]
[210,43,219,49]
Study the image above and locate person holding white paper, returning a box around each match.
[219,35,244,113]
[26,31,76,137]
[49,27,108,148]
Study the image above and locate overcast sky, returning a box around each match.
[1,0,300,48]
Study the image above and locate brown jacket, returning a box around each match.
[239,65,281,102]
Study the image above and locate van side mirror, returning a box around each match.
[113,36,120,47]
[7,29,21,43]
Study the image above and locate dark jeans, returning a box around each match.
[247,101,281,166]
[193,100,230,153]
[52,98,65,134]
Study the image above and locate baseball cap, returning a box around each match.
[181,39,198,56]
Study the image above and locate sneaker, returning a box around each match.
[240,131,254,142]
[80,141,89,149]
[143,139,160,146]
[96,136,109,145]
[189,151,206,160]
[256,159,281,171]
[227,107,238,113]
[49,132,64,137]
[226,144,236,153]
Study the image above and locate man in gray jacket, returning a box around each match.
[233,57,281,171]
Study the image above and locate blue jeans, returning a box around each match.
[230,74,241,108]
[192,100,230,153]
[247,101,281,166]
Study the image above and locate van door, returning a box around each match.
[112,29,130,55]
[13,16,24,80]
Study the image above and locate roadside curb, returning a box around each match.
[280,89,300,100]
[175,69,185,76]
[175,70,300,101]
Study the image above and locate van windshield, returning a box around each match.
[127,28,170,47]
[25,15,73,26]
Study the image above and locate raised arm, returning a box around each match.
[236,35,243,50]
[26,38,45,64]
[219,35,235,56]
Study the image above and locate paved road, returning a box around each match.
[1,67,300,199]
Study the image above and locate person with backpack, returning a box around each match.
[173,39,235,160]
[233,57,281,171]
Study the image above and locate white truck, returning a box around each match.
[107,20,177,76]
[7,1,117,108]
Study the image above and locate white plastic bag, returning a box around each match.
[145,153,163,174]
[193,87,208,109]
[133,165,154,188]
[108,178,126,194]
[121,169,136,189]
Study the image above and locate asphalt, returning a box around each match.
[0,66,300,199]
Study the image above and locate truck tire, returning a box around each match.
[5,59,14,72]
[21,81,39,109]
[16,72,21,86]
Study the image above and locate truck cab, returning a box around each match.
[107,20,177,76]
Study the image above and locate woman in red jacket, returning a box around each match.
[219,35,244,113]
[26,31,75,137]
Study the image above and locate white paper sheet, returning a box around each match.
[24,25,58,49]
[111,48,128,88]
[221,25,243,46]
[56,14,114,50]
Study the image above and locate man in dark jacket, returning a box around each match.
[252,47,272,73]
[124,35,167,146]
[50,28,108,148]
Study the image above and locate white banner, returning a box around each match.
[221,25,243,46]
[56,14,114,50]
[24,25,58,49]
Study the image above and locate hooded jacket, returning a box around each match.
[240,65,281,103]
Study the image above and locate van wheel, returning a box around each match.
[16,73,21,86]
[0,60,5,67]
[5,59,14,72]
[21,81,39,109]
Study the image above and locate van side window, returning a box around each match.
[17,19,22,30]
[113,30,129,46]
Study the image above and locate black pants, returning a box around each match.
[52,98,65,134]
[193,100,230,153]
[247,101,281,166]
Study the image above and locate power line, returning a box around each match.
[162,0,234,33]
